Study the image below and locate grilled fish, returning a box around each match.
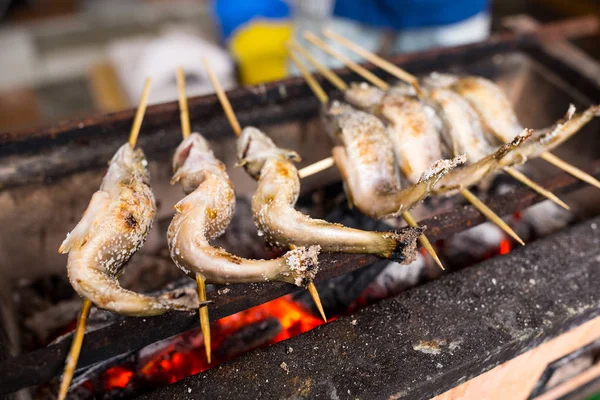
[238,126,423,263]
[60,144,203,316]
[168,133,320,287]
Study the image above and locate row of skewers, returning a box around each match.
[56,31,599,399]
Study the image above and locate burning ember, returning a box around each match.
[80,294,325,395]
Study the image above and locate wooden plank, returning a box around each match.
[433,317,600,400]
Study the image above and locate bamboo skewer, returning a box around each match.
[202,58,327,322]
[58,78,152,400]
[541,152,600,190]
[322,29,597,196]
[289,40,349,91]
[289,44,446,270]
[196,274,211,363]
[303,32,389,91]
[287,42,348,179]
[322,28,421,94]
[128,78,152,148]
[57,299,92,400]
[176,67,212,363]
[461,189,525,245]
[288,50,329,105]
[504,167,569,210]
[203,58,241,136]
[302,33,530,245]
[298,157,336,179]
[176,68,191,140]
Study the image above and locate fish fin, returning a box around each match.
[170,172,183,185]
[59,191,110,253]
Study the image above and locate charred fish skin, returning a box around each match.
[60,144,203,316]
[326,101,464,218]
[238,126,423,263]
[344,82,446,184]
[168,133,320,287]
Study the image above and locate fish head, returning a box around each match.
[237,126,300,179]
[171,133,223,192]
[321,100,355,141]
[422,72,458,89]
[103,143,151,189]
[344,82,385,109]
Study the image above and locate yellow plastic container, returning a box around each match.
[229,19,292,85]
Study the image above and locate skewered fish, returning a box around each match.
[345,79,534,196]
[451,76,599,156]
[424,83,495,163]
[238,126,423,262]
[168,133,320,287]
[418,78,534,194]
[344,82,448,184]
[60,143,202,316]
[324,102,464,218]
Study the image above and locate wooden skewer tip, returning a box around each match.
[322,28,420,91]
[461,189,525,246]
[196,274,212,364]
[307,282,327,322]
[505,167,570,211]
[57,299,93,400]
[541,152,600,190]
[302,31,389,91]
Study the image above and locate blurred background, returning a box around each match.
[0,0,598,133]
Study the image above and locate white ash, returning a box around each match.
[285,245,321,286]
[280,361,290,374]
[218,287,231,295]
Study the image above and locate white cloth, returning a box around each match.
[108,29,236,105]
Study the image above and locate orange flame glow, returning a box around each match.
[103,367,134,390]
[100,294,325,390]
[499,239,511,255]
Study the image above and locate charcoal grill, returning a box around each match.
[0,16,599,400]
